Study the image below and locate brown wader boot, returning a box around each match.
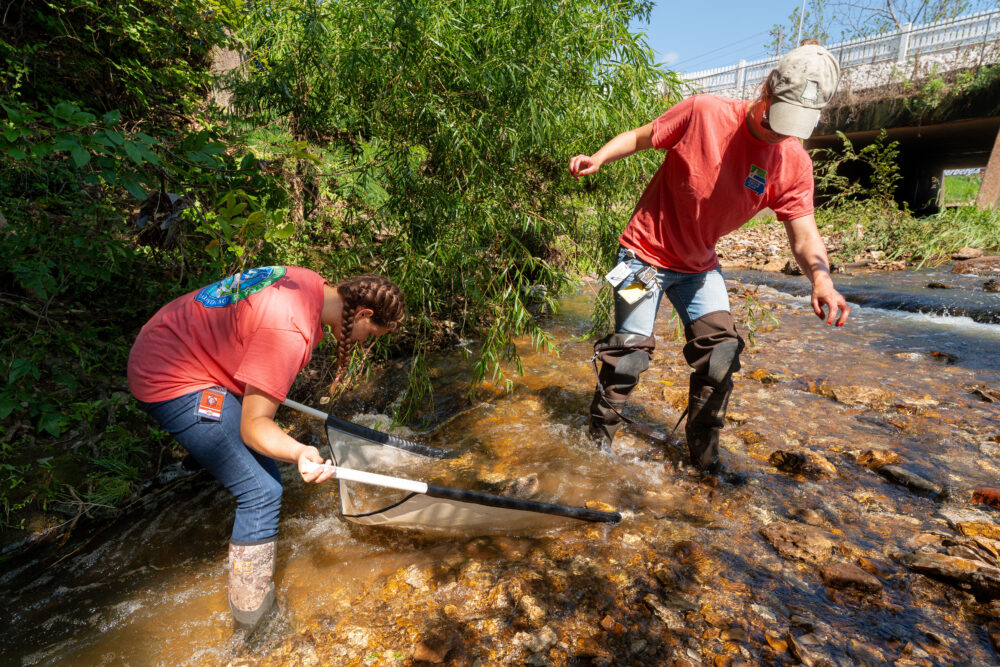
[682,311,744,475]
[229,538,277,633]
[589,333,655,447]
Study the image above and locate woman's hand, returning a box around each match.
[297,446,335,483]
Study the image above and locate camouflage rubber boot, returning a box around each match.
[228,538,277,633]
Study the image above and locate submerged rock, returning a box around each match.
[643,594,684,630]
[760,522,835,564]
[876,465,948,500]
[808,382,894,409]
[768,450,837,479]
[985,278,1000,293]
[819,562,883,594]
[852,448,900,469]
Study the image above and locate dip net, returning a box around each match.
[325,415,620,533]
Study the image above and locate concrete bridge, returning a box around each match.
[682,9,1000,213]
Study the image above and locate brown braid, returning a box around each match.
[331,274,406,389]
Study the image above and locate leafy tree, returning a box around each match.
[766,0,995,51]
[223,0,681,412]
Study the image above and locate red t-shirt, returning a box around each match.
[128,266,327,403]
[619,94,814,273]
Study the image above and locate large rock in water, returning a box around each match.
[952,256,1000,274]
[897,533,1000,600]
[760,522,835,564]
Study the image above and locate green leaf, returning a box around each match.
[123,141,143,165]
[6,148,26,159]
[104,129,125,146]
[69,144,90,167]
[38,412,65,437]
[0,397,17,420]
[273,222,295,239]
[103,110,122,126]
[119,176,147,200]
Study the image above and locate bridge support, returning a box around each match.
[975,125,1000,210]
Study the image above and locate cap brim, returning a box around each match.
[768,102,820,140]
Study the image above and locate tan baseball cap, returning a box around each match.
[767,44,840,139]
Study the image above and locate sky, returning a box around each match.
[630,1,813,75]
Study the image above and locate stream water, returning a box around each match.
[2,269,999,666]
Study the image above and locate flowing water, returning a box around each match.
[3,270,1000,666]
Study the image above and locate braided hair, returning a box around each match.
[331,274,406,388]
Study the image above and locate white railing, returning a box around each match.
[682,8,1000,99]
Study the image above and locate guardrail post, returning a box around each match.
[897,22,913,63]
[736,59,747,97]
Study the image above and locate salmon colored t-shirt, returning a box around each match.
[127,266,328,403]
[619,94,815,273]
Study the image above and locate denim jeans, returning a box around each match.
[612,246,731,336]
[139,389,282,544]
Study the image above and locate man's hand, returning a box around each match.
[298,446,335,483]
[812,282,850,326]
[569,154,601,180]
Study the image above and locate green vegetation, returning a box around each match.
[1,1,678,533]
[811,131,999,264]
[942,172,982,204]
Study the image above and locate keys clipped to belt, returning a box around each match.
[617,265,657,305]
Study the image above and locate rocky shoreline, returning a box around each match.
[716,222,1000,283]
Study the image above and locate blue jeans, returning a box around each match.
[613,246,730,335]
[139,389,282,544]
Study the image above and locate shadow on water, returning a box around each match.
[2,272,1000,665]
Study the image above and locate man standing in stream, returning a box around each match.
[569,43,851,477]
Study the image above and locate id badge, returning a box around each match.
[605,261,631,287]
[196,387,227,420]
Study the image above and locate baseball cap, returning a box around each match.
[767,44,840,139]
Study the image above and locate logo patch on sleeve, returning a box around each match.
[195,266,287,308]
[744,164,767,196]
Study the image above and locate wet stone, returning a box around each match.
[760,521,835,564]
[853,448,900,469]
[819,562,883,594]
[972,488,1000,510]
[768,450,837,479]
[952,255,1000,274]
[897,535,1000,599]
[985,278,1000,293]
[809,382,894,409]
[412,637,451,663]
[644,594,685,630]
[877,465,948,500]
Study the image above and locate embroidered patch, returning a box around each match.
[744,164,767,196]
[194,266,286,308]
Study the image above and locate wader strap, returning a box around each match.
[590,352,677,444]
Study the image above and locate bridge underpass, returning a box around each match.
[807,96,1000,214]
